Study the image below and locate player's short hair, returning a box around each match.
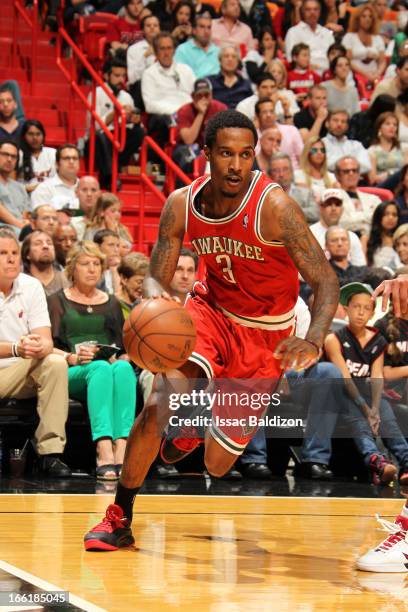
[204,110,258,149]
[180,247,198,270]
[94,229,120,245]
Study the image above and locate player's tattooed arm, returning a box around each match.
[270,192,339,349]
[144,189,187,299]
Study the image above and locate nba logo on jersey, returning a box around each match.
[243,213,249,229]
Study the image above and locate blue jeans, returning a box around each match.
[346,398,408,467]
[286,362,344,464]
[241,428,267,464]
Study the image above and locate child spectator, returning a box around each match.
[287,43,320,105]
[325,282,408,485]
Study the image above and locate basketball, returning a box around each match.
[123,298,197,372]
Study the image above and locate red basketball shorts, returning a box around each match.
[184,293,294,455]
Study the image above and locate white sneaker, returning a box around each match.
[357,514,408,572]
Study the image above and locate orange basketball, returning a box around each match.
[123,298,197,373]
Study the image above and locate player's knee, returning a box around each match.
[204,457,230,478]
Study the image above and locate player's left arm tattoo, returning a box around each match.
[277,201,339,348]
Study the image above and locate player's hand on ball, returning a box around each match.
[273,337,320,371]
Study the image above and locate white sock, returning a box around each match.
[401,504,408,519]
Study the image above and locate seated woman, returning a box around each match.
[393,224,408,266]
[394,164,408,224]
[294,136,337,201]
[342,3,386,87]
[244,27,278,84]
[209,45,253,110]
[267,59,299,121]
[361,201,401,270]
[321,56,360,116]
[171,1,194,46]
[48,241,137,481]
[19,120,56,194]
[116,251,149,317]
[83,192,132,243]
[368,112,408,185]
[254,127,282,175]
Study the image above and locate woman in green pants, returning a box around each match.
[48,241,137,481]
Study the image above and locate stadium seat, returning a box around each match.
[77,13,118,70]
[358,187,394,201]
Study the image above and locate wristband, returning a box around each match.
[11,342,19,358]
[304,339,321,353]
[354,396,366,408]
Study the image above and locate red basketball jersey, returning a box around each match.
[186,171,299,331]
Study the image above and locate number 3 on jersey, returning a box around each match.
[215,254,237,284]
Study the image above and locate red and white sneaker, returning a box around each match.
[84,504,134,551]
[356,514,408,572]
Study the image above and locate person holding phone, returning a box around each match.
[48,241,137,481]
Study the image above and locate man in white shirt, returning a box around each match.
[334,156,381,236]
[322,110,372,174]
[310,188,367,265]
[142,32,195,148]
[89,58,144,189]
[127,14,161,108]
[285,0,334,74]
[0,228,70,477]
[31,144,80,212]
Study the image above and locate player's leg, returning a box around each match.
[204,434,242,477]
[84,360,202,551]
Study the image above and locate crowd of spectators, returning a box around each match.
[2,0,408,485]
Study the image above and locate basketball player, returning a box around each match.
[84,110,339,551]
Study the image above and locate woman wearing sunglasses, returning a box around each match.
[294,136,338,200]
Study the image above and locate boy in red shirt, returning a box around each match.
[287,43,321,106]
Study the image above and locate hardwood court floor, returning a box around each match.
[0,494,406,612]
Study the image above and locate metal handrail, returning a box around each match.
[13,0,38,95]
[56,21,127,191]
[138,136,192,250]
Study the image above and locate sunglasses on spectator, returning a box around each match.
[310,146,325,154]
[320,200,342,208]
[60,156,79,162]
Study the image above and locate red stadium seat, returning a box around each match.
[358,187,394,201]
[78,13,118,69]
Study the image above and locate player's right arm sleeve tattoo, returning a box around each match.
[277,199,339,349]
[144,192,186,297]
